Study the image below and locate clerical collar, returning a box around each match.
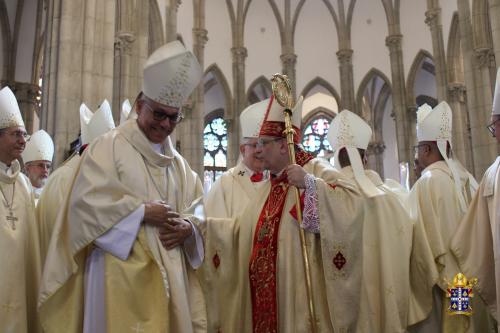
[151,142,163,154]
[0,161,13,175]
[33,186,43,197]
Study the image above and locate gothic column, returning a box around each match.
[385,34,410,164]
[183,26,208,176]
[280,53,297,99]
[227,46,247,167]
[489,0,500,66]
[336,48,356,113]
[425,5,448,101]
[448,83,474,170]
[2,81,40,133]
[112,0,150,121]
[42,0,116,166]
[367,141,386,178]
[165,0,181,42]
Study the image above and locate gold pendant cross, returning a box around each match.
[6,210,17,230]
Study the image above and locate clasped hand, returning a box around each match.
[143,200,193,250]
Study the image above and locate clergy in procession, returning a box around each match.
[0,86,41,332]
[38,41,206,332]
[21,129,54,204]
[36,100,116,261]
[407,102,492,332]
[287,109,436,332]
[205,99,269,218]
[450,68,500,330]
[201,99,270,332]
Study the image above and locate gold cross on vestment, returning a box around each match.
[6,210,17,230]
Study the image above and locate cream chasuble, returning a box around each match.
[319,167,437,332]
[204,160,269,218]
[201,160,270,332]
[407,161,493,333]
[201,152,358,333]
[39,120,206,333]
[0,160,42,333]
[451,157,500,330]
[36,154,81,263]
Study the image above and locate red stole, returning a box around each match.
[248,149,313,333]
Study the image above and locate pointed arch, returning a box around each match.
[406,49,435,104]
[356,67,393,177]
[246,75,272,104]
[203,63,233,119]
[148,0,164,55]
[300,77,341,105]
[356,68,392,118]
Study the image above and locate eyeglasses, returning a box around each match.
[486,118,500,137]
[4,129,30,141]
[144,104,184,124]
[413,143,430,155]
[256,137,282,148]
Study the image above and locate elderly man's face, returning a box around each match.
[240,138,264,173]
[0,126,28,164]
[25,160,52,188]
[136,95,183,144]
[255,136,287,174]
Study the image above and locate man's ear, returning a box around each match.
[239,144,245,156]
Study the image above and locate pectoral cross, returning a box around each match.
[6,210,17,230]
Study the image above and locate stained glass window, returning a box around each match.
[204,116,227,183]
[302,116,333,159]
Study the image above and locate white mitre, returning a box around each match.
[240,99,269,139]
[22,130,54,163]
[79,99,115,145]
[416,101,467,210]
[327,110,383,197]
[493,67,500,116]
[0,86,25,129]
[142,41,202,108]
[120,99,132,125]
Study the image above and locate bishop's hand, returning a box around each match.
[143,200,180,227]
[286,164,307,189]
[158,218,193,250]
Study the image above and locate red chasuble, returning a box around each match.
[248,148,313,333]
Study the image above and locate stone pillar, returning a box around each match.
[447,83,474,170]
[336,48,356,112]
[489,0,500,68]
[227,46,247,167]
[112,0,150,122]
[165,0,180,42]
[385,34,410,164]
[2,81,40,133]
[42,0,116,166]
[280,53,297,99]
[367,141,386,178]
[425,6,448,101]
[183,26,208,176]
[456,0,499,177]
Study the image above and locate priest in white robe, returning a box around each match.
[36,100,116,263]
[407,102,493,332]
[0,86,42,333]
[39,41,206,333]
[201,98,270,332]
[288,110,437,332]
[21,129,54,204]
[451,67,500,330]
[202,93,368,332]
